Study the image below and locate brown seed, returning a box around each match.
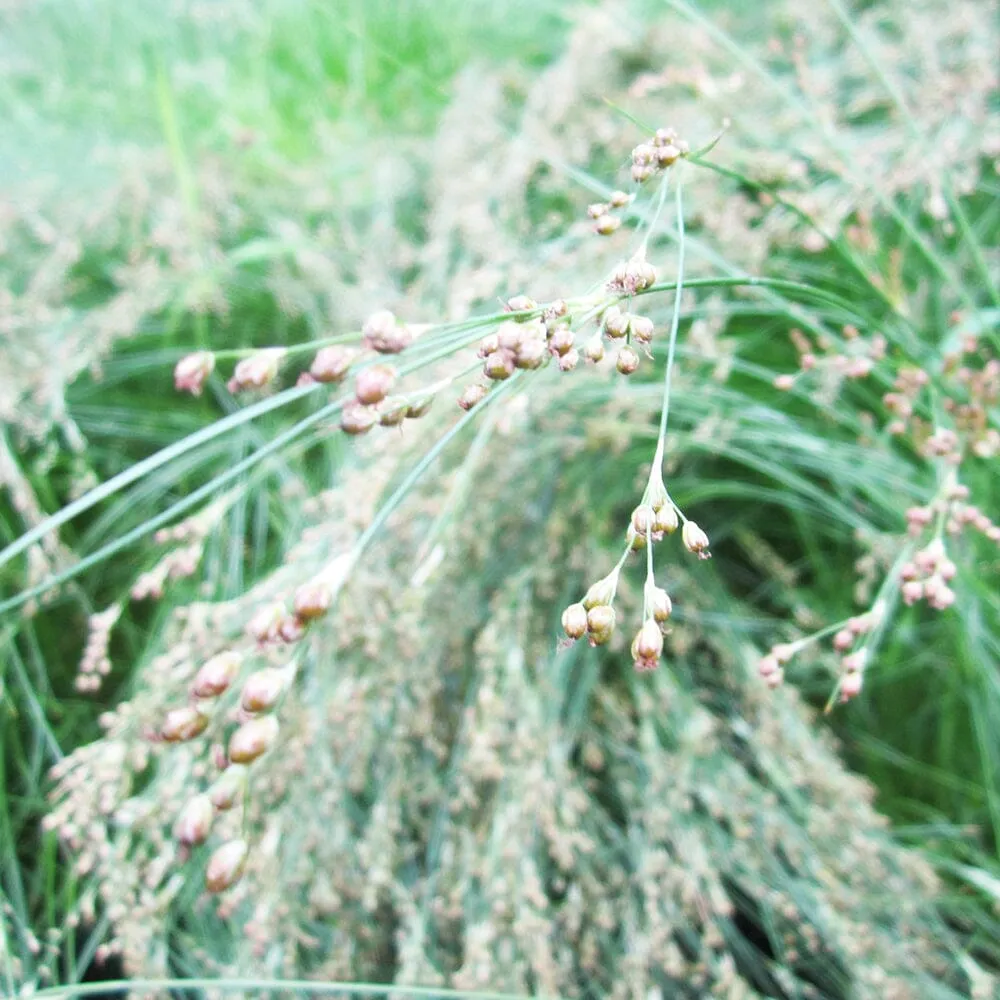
[228,714,279,763]
[310,345,356,383]
[205,839,249,893]
[405,397,434,419]
[191,651,243,699]
[355,365,397,405]
[616,347,640,375]
[161,706,209,743]
[562,603,589,640]
[682,520,710,557]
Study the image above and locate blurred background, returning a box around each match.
[1,0,998,996]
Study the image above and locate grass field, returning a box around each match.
[1,0,999,996]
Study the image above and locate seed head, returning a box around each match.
[478,333,500,358]
[458,384,488,411]
[208,765,248,811]
[548,326,575,356]
[405,397,434,419]
[646,584,672,625]
[543,299,569,322]
[363,310,413,354]
[557,348,580,372]
[901,580,924,605]
[595,215,621,236]
[496,322,524,352]
[228,349,285,392]
[616,347,640,375]
[205,839,249,893]
[758,653,781,678]
[653,505,679,535]
[841,649,867,673]
[228,714,279,764]
[631,619,663,663]
[586,605,616,645]
[603,307,630,339]
[293,581,332,622]
[515,338,548,370]
[340,403,378,435]
[561,603,589,640]
[583,573,617,609]
[310,345,356,383]
[609,190,631,208]
[682,521,711,558]
[175,795,214,846]
[161,706,209,743]
[240,668,288,714]
[587,203,608,219]
[378,397,409,427]
[584,336,605,363]
[631,505,656,536]
[630,315,654,344]
[174,352,215,396]
[505,294,536,313]
[484,350,516,381]
[626,524,646,551]
[840,671,864,700]
[355,365,397,405]
[191,651,243,699]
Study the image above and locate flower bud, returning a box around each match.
[603,307,630,339]
[757,653,780,678]
[646,585,672,624]
[191,651,243,699]
[548,327,575,356]
[310,345,356,383]
[631,505,656,537]
[631,619,663,661]
[240,668,288,714]
[841,649,867,673]
[653,504,679,535]
[174,352,215,396]
[496,322,524,352]
[228,714,279,763]
[773,374,795,391]
[208,765,248,811]
[595,215,621,236]
[340,403,378,435]
[161,705,209,743]
[277,614,305,643]
[840,671,863,700]
[586,605,616,645]
[616,347,640,375]
[557,348,580,372]
[582,573,617,609]
[458,384,488,410]
[584,337,605,363]
[484,351,515,381]
[205,839,249,893]
[609,190,631,208]
[293,581,332,621]
[587,202,608,219]
[562,603,589,640]
[543,299,569,321]
[175,794,214,846]
[681,520,710,557]
[626,524,647,551]
[901,580,924,605]
[355,365,397,405]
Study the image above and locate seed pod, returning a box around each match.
[653,504,678,535]
[355,365,396,405]
[561,603,589,640]
[228,349,284,392]
[191,651,243,699]
[543,299,569,321]
[646,585,672,624]
[378,397,409,427]
[595,215,621,236]
[506,294,536,313]
[758,653,781,678]
[557,348,580,372]
[603,307,630,339]
[631,505,656,537]
[240,668,288,714]
[548,327,575,356]
[496,322,524,352]
[174,352,215,396]
[277,614,305,643]
[483,351,515,381]
[515,338,548,370]
[631,316,654,343]
[310,346,356,383]
[626,525,646,551]
[478,333,500,358]
[405,397,434,419]
[458,384,488,411]
[340,403,378,436]
[609,190,630,208]
[228,714,279,764]
[631,619,663,662]
[681,520,710,557]
[584,336,605,363]
[616,347,640,375]
[205,839,249,893]
[840,671,863,699]
[364,311,413,354]
[293,581,332,622]
[582,574,616,609]
[161,706,209,743]
[208,765,248,811]
[587,202,608,219]
[586,605,616,645]
[841,650,867,673]
[655,143,681,167]
[175,794,214,846]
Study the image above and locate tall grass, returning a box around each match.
[1,0,999,995]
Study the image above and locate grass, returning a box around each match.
[2,0,1000,994]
